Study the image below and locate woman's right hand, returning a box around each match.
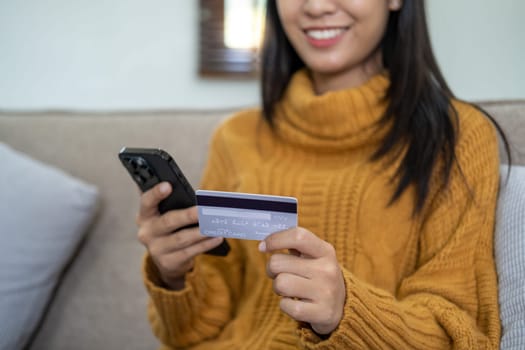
[136,182,225,290]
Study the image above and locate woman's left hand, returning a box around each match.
[259,227,346,335]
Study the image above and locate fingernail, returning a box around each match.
[159,182,170,193]
[258,241,266,252]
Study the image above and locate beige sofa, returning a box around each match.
[0,102,523,350]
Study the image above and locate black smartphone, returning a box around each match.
[118,147,230,256]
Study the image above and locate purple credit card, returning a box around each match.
[196,190,298,240]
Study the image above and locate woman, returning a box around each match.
[137,0,506,348]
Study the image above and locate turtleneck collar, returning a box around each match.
[274,69,390,152]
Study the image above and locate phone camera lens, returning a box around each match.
[129,158,140,170]
[138,166,153,179]
[134,174,144,184]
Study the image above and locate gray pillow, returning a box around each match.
[496,165,525,349]
[0,143,99,350]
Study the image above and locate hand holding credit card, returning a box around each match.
[196,190,298,241]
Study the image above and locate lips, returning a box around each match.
[304,27,348,48]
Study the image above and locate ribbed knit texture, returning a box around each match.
[143,69,501,349]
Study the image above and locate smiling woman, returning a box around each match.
[139,1,511,349]
[199,0,266,77]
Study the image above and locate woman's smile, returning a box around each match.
[304,27,349,48]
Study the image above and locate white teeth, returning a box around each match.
[306,28,345,40]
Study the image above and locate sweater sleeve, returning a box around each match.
[298,108,502,349]
[142,122,246,349]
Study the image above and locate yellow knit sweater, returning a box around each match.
[143,70,501,349]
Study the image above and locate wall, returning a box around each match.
[0,1,259,111]
[427,0,524,102]
[0,0,523,111]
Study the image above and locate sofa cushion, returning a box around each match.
[496,165,525,349]
[0,143,99,350]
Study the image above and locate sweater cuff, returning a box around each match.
[142,254,232,346]
[296,267,351,349]
[297,267,374,349]
[143,253,205,295]
[142,253,209,320]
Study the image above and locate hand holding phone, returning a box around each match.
[119,147,230,256]
[137,182,228,290]
[119,148,230,287]
[119,147,230,290]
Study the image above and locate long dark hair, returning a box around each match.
[261,0,510,214]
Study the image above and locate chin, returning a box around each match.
[305,57,356,74]
[309,64,352,77]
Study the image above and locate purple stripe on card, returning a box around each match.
[196,195,297,213]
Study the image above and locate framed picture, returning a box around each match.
[199,0,266,78]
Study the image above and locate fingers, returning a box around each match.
[279,298,327,329]
[134,181,227,287]
[175,236,225,262]
[148,228,209,256]
[261,227,334,259]
[273,273,312,300]
[145,228,224,286]
[137,206,199,246]
[261,228,345,334]
[266,253,314,279]
[155,206,199,236]
[154,236,225,273]
[273,269,346,335]
[137,182,172,223]
[280,296,343,335]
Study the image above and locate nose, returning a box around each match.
[302,0,338,17]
